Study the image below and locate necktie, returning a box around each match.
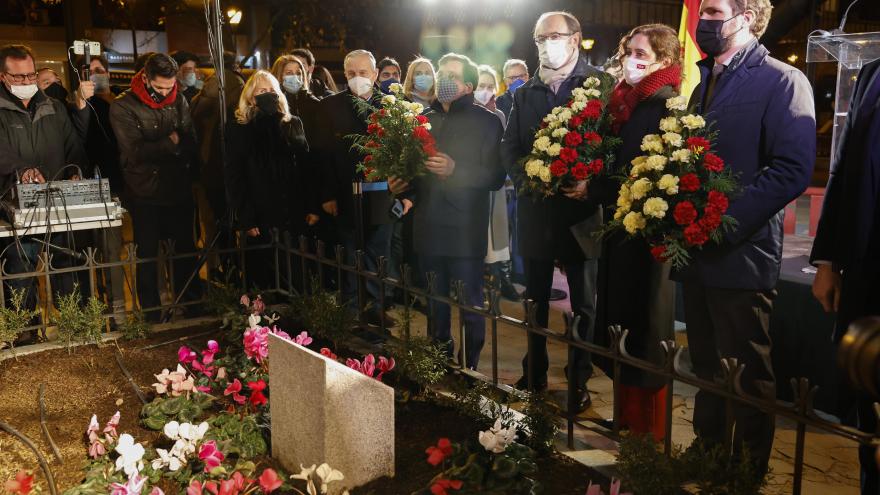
[704,63,726,111]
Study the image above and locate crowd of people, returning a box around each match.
[1,0,879,492]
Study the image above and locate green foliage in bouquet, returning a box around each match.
[288,278,350,349]
[347,84,436,184]
[0,287,39,352]
[205,412,268,459]
[52,286,108,352]
[140,393,214,430]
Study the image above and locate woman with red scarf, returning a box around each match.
[594,24,682,442]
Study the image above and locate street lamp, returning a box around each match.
[227,8,242,25]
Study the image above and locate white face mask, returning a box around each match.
[623,57,656,86]
[347,76,374,97]
[538,38,573,69]
[9,83,38,100]
[474,89,494,106]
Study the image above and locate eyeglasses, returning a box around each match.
[534,32,574,44]
[4,71,38,83]
[504,73,528,82]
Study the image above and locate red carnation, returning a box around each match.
[580,100,603,120]
[650,245,668,262]
[588,158,604,174]
[364,155,373,164]
[706,190,729,214]
[686,136,711,154]
[571,162,589,180]
[549,160,568,177]
[413,126,431,141]
[367,123,380,135]
[673,201,698,226]
[365,140,379,149]
[703,152,724,172]
[569,115,583,128]
[559,147,578,164]
[679,173,701,192]
[416,115,429,124]
[369,113,380,123]
[564,131,583,147]
[684,223,709,246]
[699,210,723,232]
[583,132,602,146]
[423,142,437,156]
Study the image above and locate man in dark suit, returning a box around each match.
[314,49,395,327]
[501,11,603,412]
[406,52,505,369]
[677,0,816,474]
[811,58,880,495]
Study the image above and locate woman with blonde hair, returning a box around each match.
[402,56,435,108]
[226,70,309,289]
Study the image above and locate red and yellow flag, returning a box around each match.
[679,0,706,100]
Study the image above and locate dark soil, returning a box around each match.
[0,325,606,494]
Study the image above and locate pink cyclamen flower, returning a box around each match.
[86,414,105,458]
[320,348,338,360]
[243,327,270,363]
[346,358,361,373]
[247,380,268,407]
[149,489,164,495]
[201,340,220,365]
[186,480,204,495]
[198,440,225,472]
[178,346,197,365]
[191,359,215,378]
[196,385,212,393]
[252,295,265,314]
[272,326,291,341]
[240,294,250,307]
[109,472,147,495]
[103,411,120,439]
[376,356,396,381]
[293,331,312,346]
[361,354,376,377]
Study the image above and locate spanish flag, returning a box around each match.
[678,0,705,100]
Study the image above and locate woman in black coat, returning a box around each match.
[226,70,308,290]
[594,24,682,442]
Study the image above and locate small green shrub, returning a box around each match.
[520,392,559,454]
[0,287,39,351]
[616,435,680,495]
[52,286,107,352]
[385,335,447,392]
[288,277,350,348]
[118,311,150,340]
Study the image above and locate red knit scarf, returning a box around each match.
[130,69,179,109]
[610,64,682,132]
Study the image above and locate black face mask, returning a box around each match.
[255,92,279,116]
[696,15,744,57]
[44,82,68,102]
[145,82,165,103]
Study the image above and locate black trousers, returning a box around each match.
[521,258,597,389]
[128,201,200,317]
[682,282,776,474]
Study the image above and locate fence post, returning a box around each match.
[297,235,308,295]
[563,311,583,449]
[40,252,53,341]
[316,240,327,293]
[272,229,282,292]
[401,264,412,341]
[523,299,538,391]
[452,279,466,370]
[355,250,366,329]
[127,243,138,313]
[164,240,177,313]
[608,325,626,436]
[334,245,345,301]
[789,377,817,495]
[425,271,437,343]
[661,340,680,456]
[719,357,745,452]
[376,257,388,334]
[486,283,501,386]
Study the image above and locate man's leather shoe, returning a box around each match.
[549,288,567,301]
[573,388,592,413]
[513,375,548,393]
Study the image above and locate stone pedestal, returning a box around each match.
[268,333,395,493]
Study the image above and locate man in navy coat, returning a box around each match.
[811,58,880,495]
[676,0,815,474]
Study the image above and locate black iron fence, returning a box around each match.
[1,232,876,495]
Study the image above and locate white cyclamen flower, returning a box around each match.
[316,463,345,494]
[478,418,517,454]
[152,448,183,472]
[114,434,145,477]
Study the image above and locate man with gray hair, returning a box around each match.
[501,11,603,412]
[314,48,396,328]
[496,58,528,119]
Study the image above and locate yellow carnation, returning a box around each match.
[584,77,601,88]
[662,132,683,148]
[533,136,551,152]
[645,155,668,172]
[657,174,680,195]
[630,178,654,200]
[671,149,692,163]
[525,159,543,177]
[539,166,552,183]
[666,95,688,111]
[640,134,664,154]
[680,114,706,130]
[643,197,669,218]
[658,116,682,133]
[623,211,647,234]
[547,143,562,157]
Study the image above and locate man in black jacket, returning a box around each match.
[110,53,201,321]
[407,53,505,369]
[811,58,880,495]
[501,12,601,412]
[314,49,395,327]
[0,44,88,342]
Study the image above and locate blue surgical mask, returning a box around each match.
[181,72,197,88]
[283,74,303,94]
[193,78,204,91]
[507,78,525,95]
[379,78,400,95]
[413,74,433,93]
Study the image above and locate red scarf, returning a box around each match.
[610,64,682,132]
[130,69,179,109]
